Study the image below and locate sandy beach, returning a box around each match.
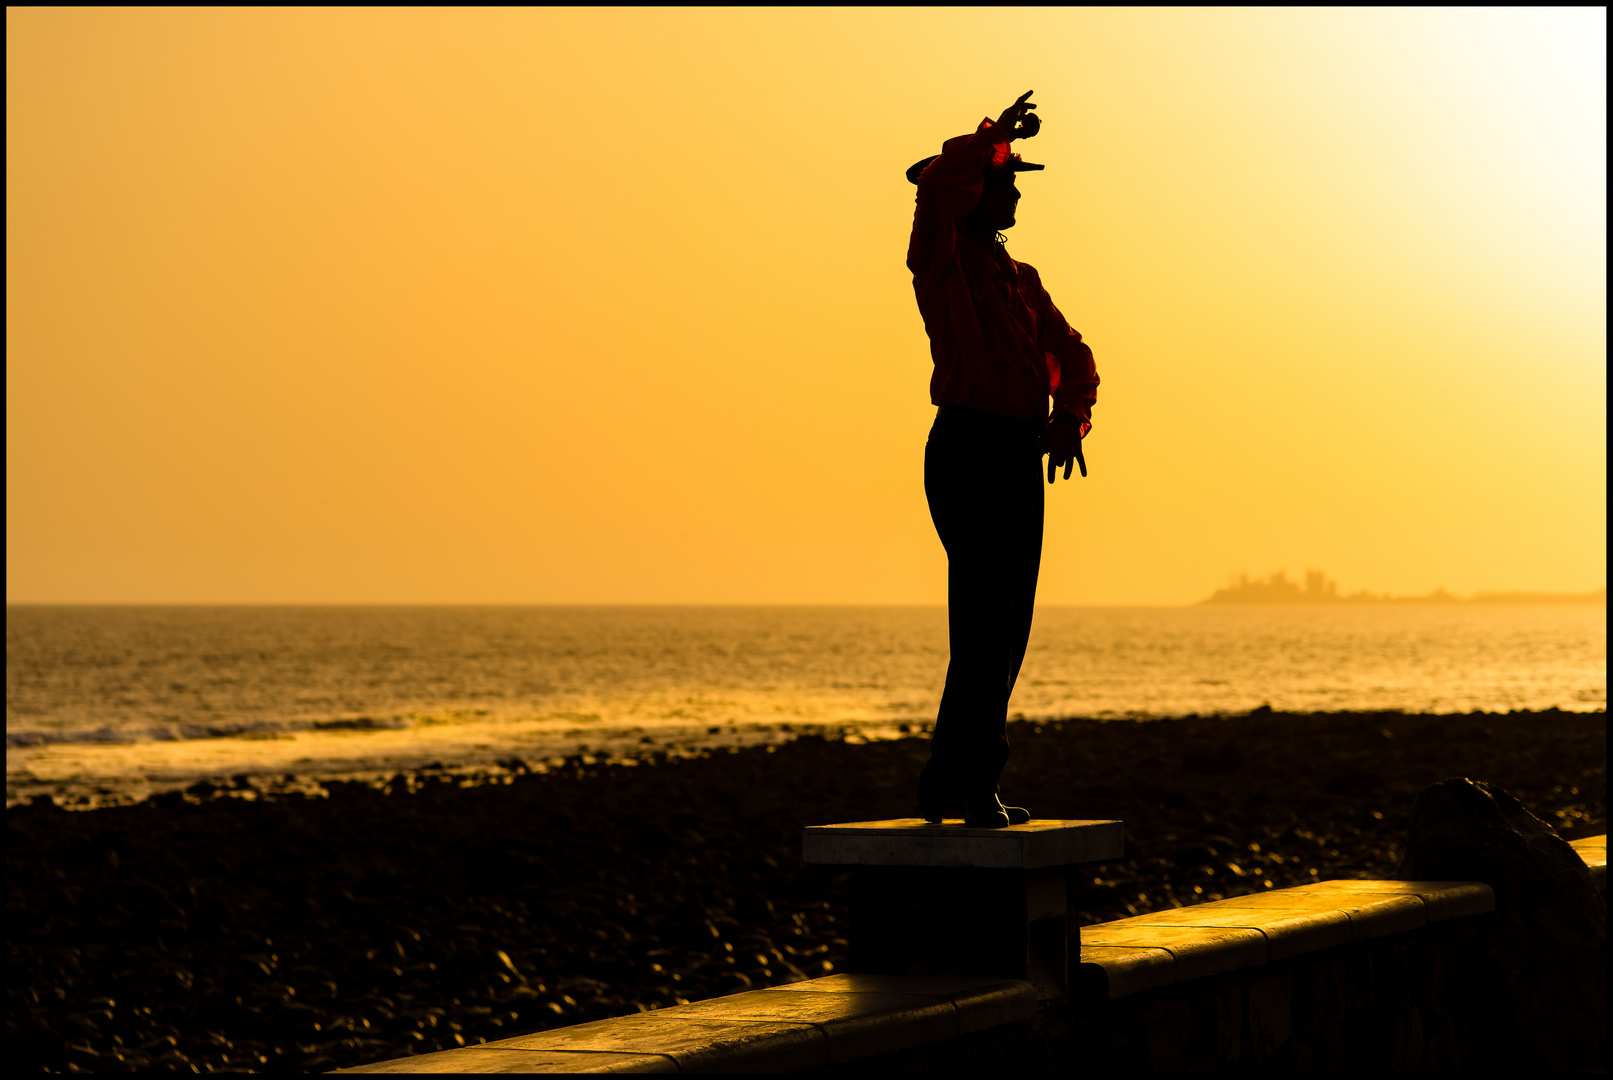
[7,708,1605,1073]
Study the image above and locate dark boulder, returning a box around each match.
[1398,777,1605,1071]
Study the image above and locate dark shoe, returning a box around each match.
[964,792,1012,828]
[920,763,1029,826]
[982,785,1031,825]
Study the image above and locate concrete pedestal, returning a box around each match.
[804,819,1124,1001]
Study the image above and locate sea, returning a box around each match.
[6,604,1605,807]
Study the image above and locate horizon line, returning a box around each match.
[6,594,1607,609]
[1,600,1200,608]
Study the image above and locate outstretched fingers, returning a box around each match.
[997,91,1036,133]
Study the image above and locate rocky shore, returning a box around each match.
[7,709,1605,1073]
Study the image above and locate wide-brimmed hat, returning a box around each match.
[906,146,1044,185]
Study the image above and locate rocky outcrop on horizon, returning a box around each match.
[1202,570,1606,605]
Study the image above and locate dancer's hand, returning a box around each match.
[1042,412,1087,483]
[994,91,1039,140]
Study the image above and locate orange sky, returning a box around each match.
[7,8,1606,604]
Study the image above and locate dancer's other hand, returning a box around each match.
[1042,411,1087,483]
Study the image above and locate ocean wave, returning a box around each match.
[7,726,140,748]
[5,715,409,749]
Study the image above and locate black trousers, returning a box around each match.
[923,404,1045,795]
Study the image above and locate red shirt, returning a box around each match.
[907,119,1099,434]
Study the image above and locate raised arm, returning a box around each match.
[907,92,1039,295]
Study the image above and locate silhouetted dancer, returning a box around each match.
[907,91,1100,828]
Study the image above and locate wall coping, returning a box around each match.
[1078,879,1493,998]
[333,974,1038,1073]
[1570,834,1606,890]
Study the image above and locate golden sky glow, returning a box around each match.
[7,8,1606,603]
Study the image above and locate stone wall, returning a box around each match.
[339,834,1606,1074]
